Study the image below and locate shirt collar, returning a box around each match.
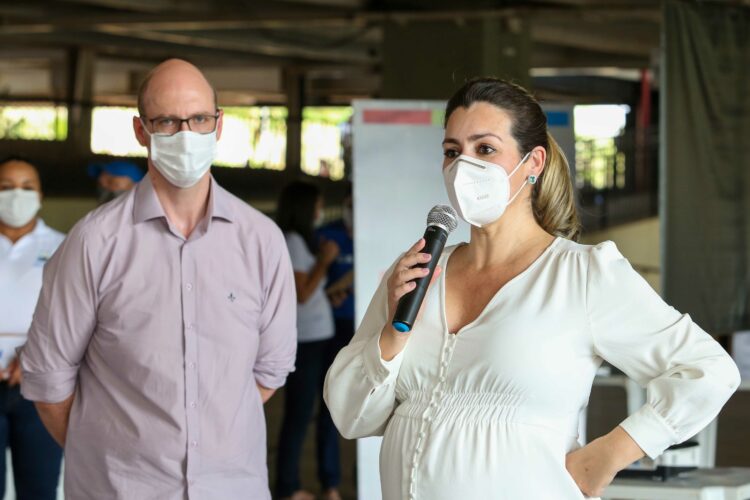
[0,218,48,250]
[133,174,234,225]
[31,218,50,236]
[209,178,234,223]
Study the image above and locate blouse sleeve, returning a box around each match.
[323,258,404,439]
[587,241,740,458]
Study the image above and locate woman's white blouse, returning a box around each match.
[324,238,740,500]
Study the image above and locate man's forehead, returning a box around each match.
[141,75,215,116]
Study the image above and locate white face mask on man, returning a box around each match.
[442,152,532,227]
[0,188,41,228]
[144,127,217,189]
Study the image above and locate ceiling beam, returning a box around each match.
[531,21,657,57]
[56,0,207,13]
[0,6,661,35]
[531,43,650,69]
[95,25,374,64]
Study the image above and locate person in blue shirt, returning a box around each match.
[315,185,354,499]
[88,160,144,205]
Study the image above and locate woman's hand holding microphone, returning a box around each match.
[379,238,442,361]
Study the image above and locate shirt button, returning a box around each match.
[419,431,426,438]
[186,283,193,291]
[189,401,196,408]
[188,479,195,486]
[188,362,196,369]
[439,376,446,382]
[186,323,193,330]
[190,441,198,448]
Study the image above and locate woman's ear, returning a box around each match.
[528,145,547,177]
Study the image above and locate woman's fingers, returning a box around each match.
[399,251,431,269]
[390,281,416,304]
[408,238,426,254]
[396,266,430,284]
[386,239,435,322]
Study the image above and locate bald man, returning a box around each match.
[0,157,64,499]
[20,60,297,499]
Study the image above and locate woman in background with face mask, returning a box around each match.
[275,181,342,500]
[0,156,64,499]
[324,78,740,500]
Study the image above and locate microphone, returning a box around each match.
[392,205,458,333]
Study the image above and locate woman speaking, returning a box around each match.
[323,78,740,499]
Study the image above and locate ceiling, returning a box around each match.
[0,0,664,105]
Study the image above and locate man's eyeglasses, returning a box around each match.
[142,112,220,136]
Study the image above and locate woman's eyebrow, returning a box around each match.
[441,133,503,145]
[468,133,503,142]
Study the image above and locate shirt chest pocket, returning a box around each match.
[195,274,263,354]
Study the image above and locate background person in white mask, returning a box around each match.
[19,59,297,499]
[324,78,741,500]
[0,156,64,499]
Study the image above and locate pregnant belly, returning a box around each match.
[381,412,588,500]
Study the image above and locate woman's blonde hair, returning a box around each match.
[445,78,581,241]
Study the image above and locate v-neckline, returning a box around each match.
[440,237,561,336]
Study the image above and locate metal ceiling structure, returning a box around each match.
[0,0,662,105]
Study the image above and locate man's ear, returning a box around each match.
[133,116,149,148]
[215,110,224,141]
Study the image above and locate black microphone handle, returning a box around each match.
[391,224,448,333]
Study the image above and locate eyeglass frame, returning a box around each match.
[140,110,222,136]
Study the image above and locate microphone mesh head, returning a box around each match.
[427,205,458,233]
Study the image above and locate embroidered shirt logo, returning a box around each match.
[34,254,51,267]
[228,293,237,303]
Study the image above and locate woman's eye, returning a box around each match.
[443,149,458,159]
[477,144,495,155]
